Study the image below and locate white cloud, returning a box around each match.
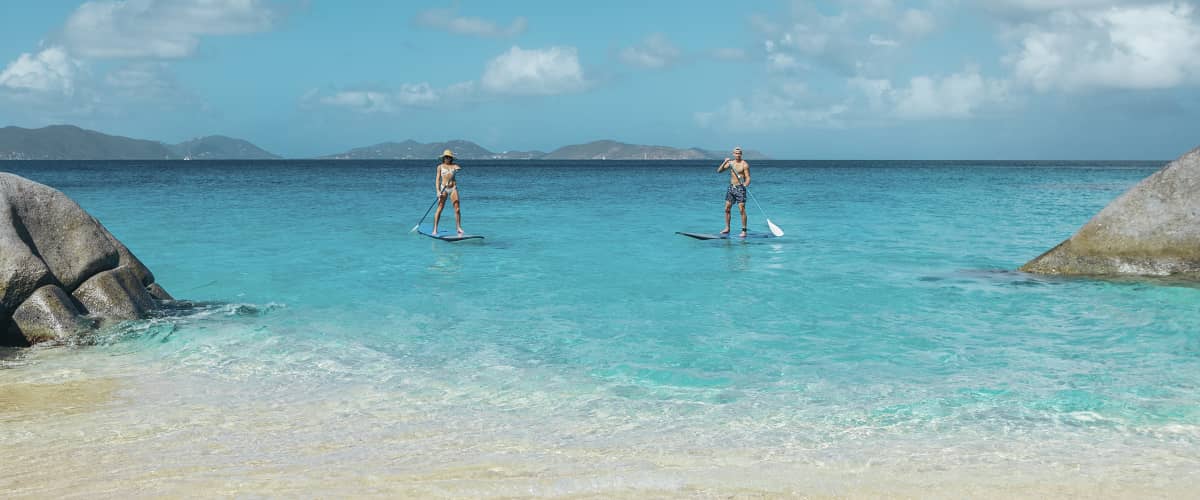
[696,81,850,130]
[60,0,278,59]
[843,0,898,14]
[313,46,587,114]
[0,56,203,120]
[758,2,936,76]
[391,83,441,106]
[868,34,899,47]
[314,82,478,113]
[618,33,682,69]
[105,62,170,90]
[778,21,840,56]
[318,90,396,113]
[898,9,937,37]
[767,52,800,72]
[850,66,1011,119]
[414,8,526,38]
[696,98,849,131]
[699,2,970,131]
[849,76,891,109]
[0,47,79,95]
[1006,2,1200,91]
[102,62,203,112]
[0,0,282,115]
[481,46,587,96]
[988,0,1160,14]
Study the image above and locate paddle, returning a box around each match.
[410,186,448,233]
[730,166,785,237]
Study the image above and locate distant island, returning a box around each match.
[318,139,545,160]
[321,139,768,161]
[543,140,768,161]
[0,125,278,160]
[0,124,769,160]
[171,135,280,160]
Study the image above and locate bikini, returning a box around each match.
[439,166,458,193]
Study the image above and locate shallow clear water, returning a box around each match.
[2,160,1198,497]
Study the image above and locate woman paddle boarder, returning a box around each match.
[433,149,464,236]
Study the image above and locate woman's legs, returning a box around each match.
[432,192,447,235]
[451,188,463,234]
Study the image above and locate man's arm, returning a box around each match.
[716,158,730,172]
[742,163,751,187]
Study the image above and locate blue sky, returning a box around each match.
[1,1,1198,159]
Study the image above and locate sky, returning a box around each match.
[1,0,1199,160]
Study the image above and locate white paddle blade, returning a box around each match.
[767,219,784,237]
[410,225,420,233]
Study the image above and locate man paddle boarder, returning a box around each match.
[433,149,464,236]
[717,146,751,237]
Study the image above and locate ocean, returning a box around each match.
[2,160,1198,497]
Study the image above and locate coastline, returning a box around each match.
[3,345,1197,498]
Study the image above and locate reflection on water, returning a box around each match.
[429,240,467,274]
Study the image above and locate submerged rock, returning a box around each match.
[1021,146,1200,278]
[0,173,171,346]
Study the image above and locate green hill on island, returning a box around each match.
[318,140,501,160]
[0,124,771,160]
[540,140,769,160]
[0,125,278,160]
[321,139,769,160]
[170,135,280,160]
[0,125,174,160]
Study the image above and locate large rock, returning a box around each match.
[0,173,172,346]
[9,285,94,345]
[146,283,174,301]
[110,235,154,286]
[0,174,119,290]
[0,218,56,317]
[1021,146,1200,277]
[72,266,157,321]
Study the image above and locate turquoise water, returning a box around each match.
[2,160,1198,496]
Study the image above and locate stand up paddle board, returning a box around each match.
[676,231,776,240]
[417,225,484,242]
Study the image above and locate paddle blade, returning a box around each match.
[767,219,784,237]
[410,224,420,233]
